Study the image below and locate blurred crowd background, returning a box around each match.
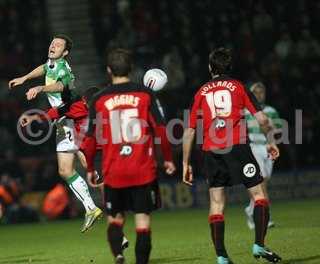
[0,0,319,217]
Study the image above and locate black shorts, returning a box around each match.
[203,144,263,189]
[104,180,161,217]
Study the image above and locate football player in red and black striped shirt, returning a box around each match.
[83,49,176,264]
[183,48,281,263]
[19,87,100,171]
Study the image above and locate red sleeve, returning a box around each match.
[241,84,262,114]
[41,101,87,121]
[39,108,60,121]
[157,126,173,161]
[46,108,60,119]
[83,98,98,172]
[39,101,81,121]
[65,101,88,120]
[189,93,202,128]
[82,136,97,172]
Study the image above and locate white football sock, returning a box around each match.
[67,172,97,213]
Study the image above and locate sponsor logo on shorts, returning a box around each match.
[243,163,256,178]
[106,202,112,209]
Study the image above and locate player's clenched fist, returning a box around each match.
[19,114,32,127]
[164,161,176,175]
[26,86,43,100]
[19,114,39,127]
[8,76,27,89]
[183,162,193,186]
[267,143,280,161]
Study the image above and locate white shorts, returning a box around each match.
[250,143,273,179]
[55,118,79,153]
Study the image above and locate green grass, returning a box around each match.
[0,199,319,264]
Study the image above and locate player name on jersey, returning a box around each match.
[189,76,261,150]
[201,80,237,95]
[105,94,140,110]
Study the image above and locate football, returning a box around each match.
[143,68,168,91]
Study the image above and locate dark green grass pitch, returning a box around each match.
[0,199,319,264]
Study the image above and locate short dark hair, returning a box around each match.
[209,47,232,75]
[250,82,266,92]
[53,34,73,52]
[82,86,99,101]
[107,48,132,77]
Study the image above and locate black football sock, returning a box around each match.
[107,222,124,257]
[135,228,152,264]
[209,214,228,258]
[253,199,270,247]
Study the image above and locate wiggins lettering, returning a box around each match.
[105,94,140,110]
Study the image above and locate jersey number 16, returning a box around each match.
[109,108,142,144]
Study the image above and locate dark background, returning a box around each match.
[0,0,319,193]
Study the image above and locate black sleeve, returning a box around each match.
[149,91,166,125]
[56,102,72,117]
[243,85,262,112]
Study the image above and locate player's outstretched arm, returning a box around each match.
[254,111,280,160]
[19,105,64,127]
[41,82,64,93]
[82,136,98,187]
[255,111,273,135]
[19,114,41,127]
[154,126,176,175]
[9,65,45,89]
[26,81,64,100]
[83,99,99,187]
[148,91,176,175]
[243,85,280,161]
[182,128,195,186]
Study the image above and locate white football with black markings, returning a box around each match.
[143,68,168,92]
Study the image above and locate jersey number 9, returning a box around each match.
[205,90,232,119]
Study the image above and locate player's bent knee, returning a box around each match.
[211,196,224,204]
[209,194,225,212]
[210,202,225,215]
[209,195,225,214]
[210,194,225,207]
[253,194,266,202]
[250,189,266,201]
[248,183,266,199]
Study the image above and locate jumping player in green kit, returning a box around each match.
[9,34,102,233]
